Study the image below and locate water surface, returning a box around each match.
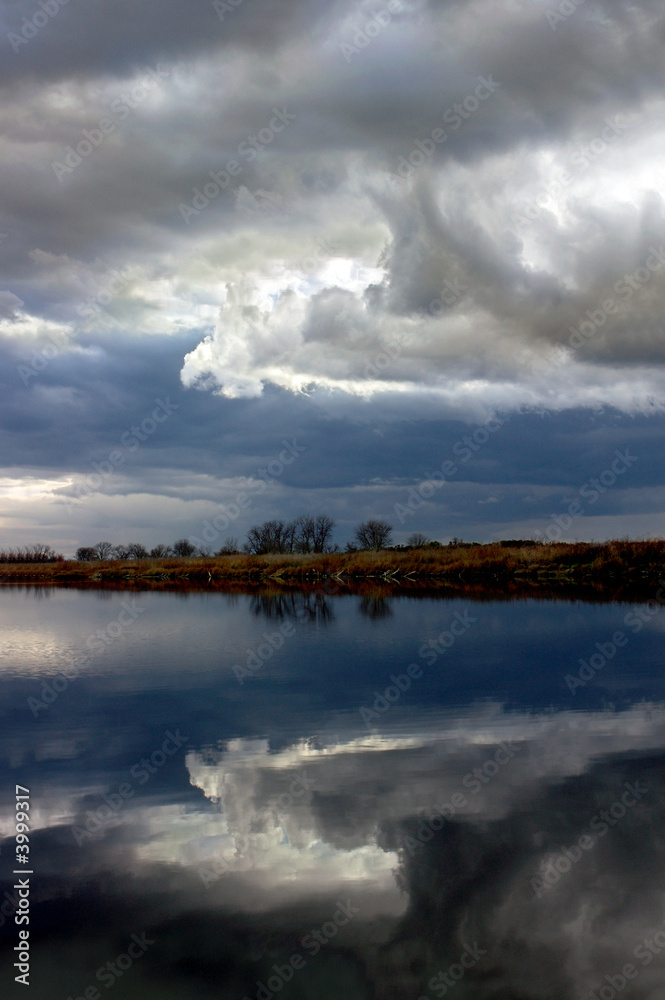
[1,587,664,1000]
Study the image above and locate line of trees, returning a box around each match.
[242,516,402,554]
[71,517,401,560]
[0,527,456,563]
[244,514,337,555]
[0,518,449,564]
[0,544,63,563]
[0,522,453,563]
[75,540,198,561]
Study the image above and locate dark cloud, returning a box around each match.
[0,0,337,84]
[2,0,665,543]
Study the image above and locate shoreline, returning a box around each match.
[0,540,663,600]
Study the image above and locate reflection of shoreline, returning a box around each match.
[0,577,661,607]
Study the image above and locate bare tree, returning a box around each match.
[244,515,335,555]
[76,546,96,561]
[91,541,115,560]
[244,519,296,555]
[312,514,336,552]
[126,542,148,559]
[100,543,149,559]
[217,537,239,555]
[244,523,268,555]
[281,518,298,553]
[407,532,430,548]
[172,538,197,557]
[149,544,172,558]
[25,543,62,562]
[354,519,393,550]
[293,515,316,553]
[0,544,63,563]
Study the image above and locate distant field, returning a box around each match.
[1,540,664,597]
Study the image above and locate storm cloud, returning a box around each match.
[2,0,665,549]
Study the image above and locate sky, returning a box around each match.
[1,0,665,555]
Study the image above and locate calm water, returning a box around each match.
[1,587,665,999]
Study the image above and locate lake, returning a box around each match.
[1,586,665,1000]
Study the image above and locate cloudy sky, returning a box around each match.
[2,0,665,554]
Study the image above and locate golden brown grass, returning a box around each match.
[0,539,664,595]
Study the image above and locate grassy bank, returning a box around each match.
[0,540,664,597]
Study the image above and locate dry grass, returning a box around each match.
[0,540,664,595]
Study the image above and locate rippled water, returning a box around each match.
[1,587,665,1000]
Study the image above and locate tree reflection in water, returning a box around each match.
[250,591,335,626]
[358,595,394,621]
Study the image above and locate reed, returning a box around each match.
[0,539,663,592]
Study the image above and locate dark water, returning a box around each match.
[1,587,665,1000]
